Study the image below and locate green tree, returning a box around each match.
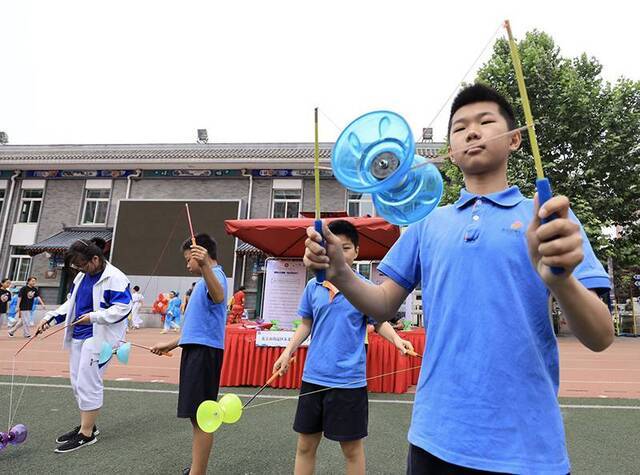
[444,30,640,270]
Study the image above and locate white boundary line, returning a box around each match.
[1,381,639,409]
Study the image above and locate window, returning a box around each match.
[82,189,110,224]
[272,189,301,218]
[18,189,43,223]
[0,188,5,216]
[8,254,31,283]
[347,192,375,217]
[352,262,372,279]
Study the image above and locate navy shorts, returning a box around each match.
[177,344,224,418]
[293,381,368,441]
[407,444,520,475]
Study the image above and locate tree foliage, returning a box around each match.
[440,30,639,282]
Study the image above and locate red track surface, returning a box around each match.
[1,329,638,399]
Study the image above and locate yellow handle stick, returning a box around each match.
[313,107,326,282]
[314,108,321,218]
[504,20,544,180]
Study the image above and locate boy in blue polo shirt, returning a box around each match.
[303,85,614,474]
[274,219,414,475]
[152,233,227,475]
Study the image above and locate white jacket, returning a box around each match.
[44,262,132,353]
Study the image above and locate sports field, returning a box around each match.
[1,331,639,474]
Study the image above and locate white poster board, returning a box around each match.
[261,259,307,330]
[256,331,310,347]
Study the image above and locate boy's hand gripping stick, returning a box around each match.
[314,220,326,283]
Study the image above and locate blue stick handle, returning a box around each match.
[536,178,564,275]
[314,219,326,283]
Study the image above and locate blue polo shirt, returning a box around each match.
[179,266,228,350]
[298,275,370,388]
[378,186,609,474]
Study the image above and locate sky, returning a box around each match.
[2,0,638,145]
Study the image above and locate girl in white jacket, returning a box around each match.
[37,237,132,454]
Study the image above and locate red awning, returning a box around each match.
[224,217,400,260]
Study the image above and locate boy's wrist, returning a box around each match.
[547,274,579,298]
[332,262,355,287]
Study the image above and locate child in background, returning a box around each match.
[152,234,228,475]
[163,290,181,333]
[227,286,246,324]
[273,220,414,475]
[181,281,196,314]
[130,285,144,329]
[0,278,11,329]
[152,293,169,330]
[9,276,46,338]
[7,290,19,327]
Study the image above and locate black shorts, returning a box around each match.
[293,381,368,441]
[177,344,224,418]
[407,444,513,475]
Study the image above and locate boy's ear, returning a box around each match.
[354,245,359,259]
[509,129,522,152]
[448,147,456,164]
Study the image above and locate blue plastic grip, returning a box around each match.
[535,178,564,275]
[314,219,326,283]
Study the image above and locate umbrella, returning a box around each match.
[224,217,400,260]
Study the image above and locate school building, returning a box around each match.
[0,140,444,313]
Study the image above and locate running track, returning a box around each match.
[1,329,638,399]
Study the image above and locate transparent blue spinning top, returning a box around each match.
[332,111,443,225]
[98,341,131,365]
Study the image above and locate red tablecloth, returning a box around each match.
[220,324,425,393]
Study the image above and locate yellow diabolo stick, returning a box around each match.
[314,108,321,219]
[504,20,544,180]
[313,108,326,282]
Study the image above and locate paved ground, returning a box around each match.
[1,329,638,398]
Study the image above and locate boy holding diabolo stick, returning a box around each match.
[152,233,228,475]
[303,85,613,473]
[274,219,414,475]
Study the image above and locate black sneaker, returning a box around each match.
[182,468,190,475]
[54,432,97,453]
[56,425,99,444]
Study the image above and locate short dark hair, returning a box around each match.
[133,285,140,291]
[448,83,516,136]
[328,219,359,248]
[1,277,10,284]
[65,237,106,267]
[27,276,37,282]
[182,233,217,260]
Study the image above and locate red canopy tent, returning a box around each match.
[224,217,400,260]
